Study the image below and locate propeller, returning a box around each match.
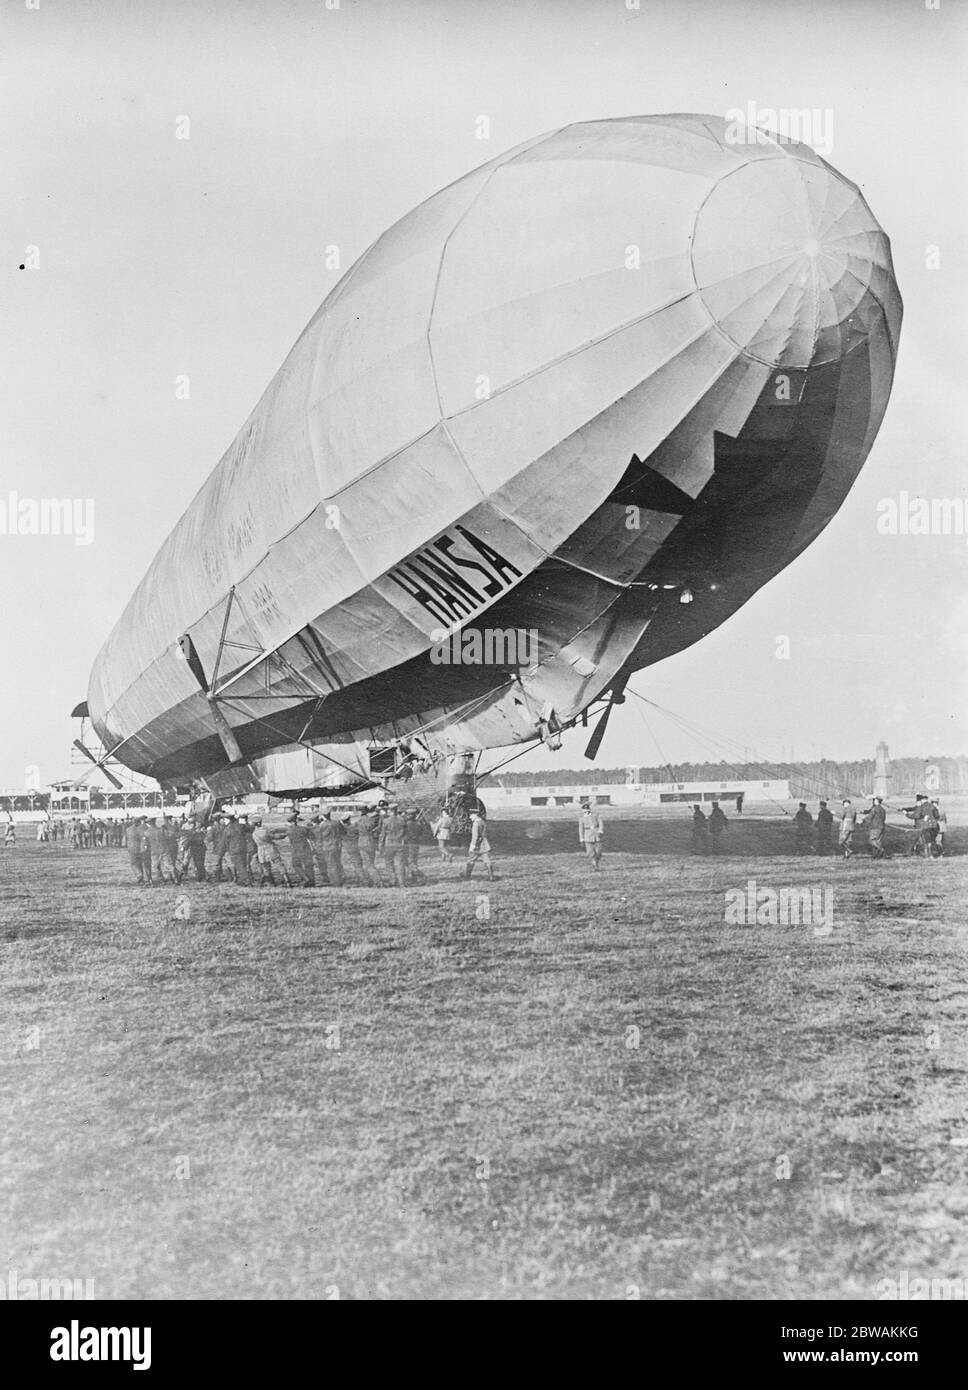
[583,674,629,761]
[72,739,124,791]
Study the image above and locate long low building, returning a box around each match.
[482,778,791,809]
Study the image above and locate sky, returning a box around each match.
[2,0,966,788]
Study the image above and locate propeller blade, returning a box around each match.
[583,699,614,761]
[72,739,124,790]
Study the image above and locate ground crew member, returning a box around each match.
[708,801,727,853]
[793,802,813,854]
[341,813,364,884]
[816,801,833,854]
[932,799,947,857]
[238,816,259,880]
[864,797,888,859]
[433,805,454,862]
[463,810,495,881]
[403,810,423,882]
[175,819,195,882]
[314,811,344,887]
[4,815,16,847]
[839,799,857,859]
[188,820,208,880]
[209,815,231,881]
[378,806,407,887]
[145,817,176,883]
[921,798,940,859]
[902,795,931,857]
[127,816,149,884]
[286,815,315,887]
[221,815,251,886]
[250,819,288,887]
[578,800,604,870]
[691,804,708,853]
[356,808,381,886]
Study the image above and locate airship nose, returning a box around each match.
[690,154,897,370]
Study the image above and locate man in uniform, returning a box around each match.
[815,801,834,854]
[921,798,940,859]
[902,795,931,857]
[314,810,344,887]
[340,812,364,884]
[403,810,423,883]
[793,802,813,855]
[932,798,947,857]
[209,815,231,882]
[578,799,604,870]
[378,806,407,888]
[839,799,857,859]
[222,815,251,886]
[145,817,176,884]
[463,810,495,881]
[127,816,149,884]
[356,807,381,886]
[286,815,315,887]
[708,801,728,853]
[864,797,888,859]
[690,804,708,854]
[433,804,454,863]
[251,818,289,886]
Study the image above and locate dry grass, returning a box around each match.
[2,812,967,1299]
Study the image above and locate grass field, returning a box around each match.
[2,809,968,1300]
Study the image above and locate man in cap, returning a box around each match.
[931,798,947,857]
[126,815,150,885]
[252,818,290,887]
[432,803,455,862]
[578,799,604,870]
[221,815,251,886]
[341,811,364,884]
[815,801,834,855]
[463,810,495,881]
[313,810,345,887]
[902,795,931,857]
[144,817,176,884]
[355,807,381,886]
[708,801,728,854]
[403,810,424,883]
[839,799,857,860]
[690,804,708,854]
[864,797,888,859]
[286,814,315,887]
[793,802,813,855]
[378,805,407,888]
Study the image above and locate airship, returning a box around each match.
[85,114,901,800]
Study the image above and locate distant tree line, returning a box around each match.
[491,756,968,800]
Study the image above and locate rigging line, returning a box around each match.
[625,686,874,810]
[476,738,545,784]
[625,687,797,816]
[631,694,676,783]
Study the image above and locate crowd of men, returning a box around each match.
[790,794,947,859]
[15,790,952,876]
[82,802,499,888]
[33,816,128,847]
